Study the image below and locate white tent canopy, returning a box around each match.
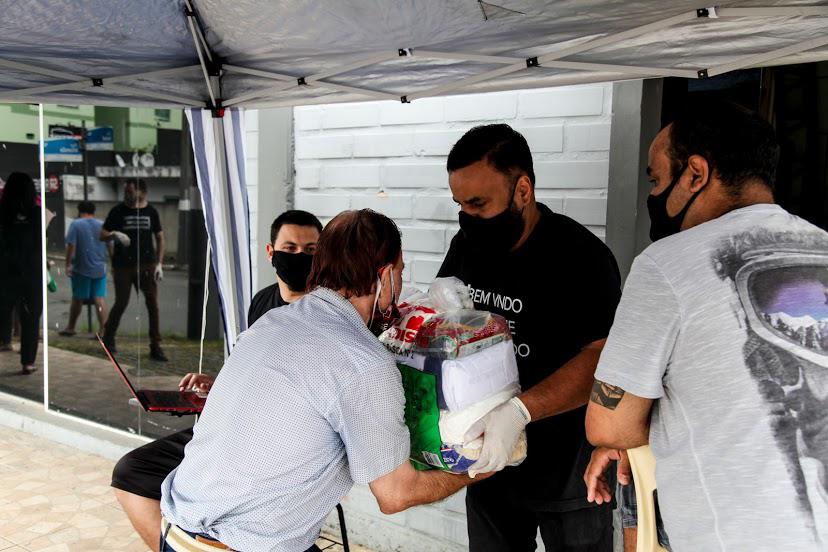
[2,0,828,111]
[3,0,827,346]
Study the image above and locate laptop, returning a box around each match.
[96,334,206,414]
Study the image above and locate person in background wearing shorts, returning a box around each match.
[60,201,109,336]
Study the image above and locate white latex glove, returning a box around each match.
[154,264,164,282]
[111,231,131,247]
[468,397,531,478]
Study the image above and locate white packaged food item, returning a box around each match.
[439,340,519,411]
[428,277,474,311]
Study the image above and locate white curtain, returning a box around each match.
[186,107,252,353]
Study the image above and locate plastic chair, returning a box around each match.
[627,445,668,552]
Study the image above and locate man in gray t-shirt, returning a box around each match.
[585,102,828,550]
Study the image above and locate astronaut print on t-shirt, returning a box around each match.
[713,228,828,539]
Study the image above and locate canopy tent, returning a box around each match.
[2,1,828,110]
[2,0,828,346]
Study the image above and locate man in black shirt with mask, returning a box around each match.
[111,209,322,551]
[438,125,621,551]
[247,209,323,325]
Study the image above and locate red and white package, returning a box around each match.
[379,302,439,355]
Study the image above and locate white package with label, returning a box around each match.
[439,340,519,411]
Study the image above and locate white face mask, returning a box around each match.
[368,268,397,336]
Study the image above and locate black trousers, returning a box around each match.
[0,279,42,366]
[467,483,614,552]
[104,264,161,346]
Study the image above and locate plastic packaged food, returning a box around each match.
[413,310,511,359]
[398,356,525,474]
[387,276,525,473]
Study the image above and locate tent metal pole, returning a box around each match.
[223,52,398,105]
[541,60,698,79]
[0,65,202,101]
[101,82,203,105]
[407,62,526,101]
[412,51,700,79]
[223,81,295,107]
[303,80,398,101]
[186,11,218,107]
[106,65,203,83]
[183,0,214,62]
[0,80,89,100]
[223,64,295,81]
[308,52,399,82]
[717,7,828,18]
[407,9,698,101]
[706,34,828,78]
[413,50,520,64]
[539,10,698,60]
[0,58,80,81]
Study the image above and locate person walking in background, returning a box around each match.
[100,179,167,361]
[59,200,109,336]
[0,172,44,374]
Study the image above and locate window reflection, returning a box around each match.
[0,103,45,402]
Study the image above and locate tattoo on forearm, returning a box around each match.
[590,380,625,410]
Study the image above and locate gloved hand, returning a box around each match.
[468,397,531,478]
[154,264,164,282]
[111,231,131,247]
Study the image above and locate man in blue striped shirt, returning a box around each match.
[160,209,494,552]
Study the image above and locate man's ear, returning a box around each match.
[266,243,274,262]
[377,264,394,302]
[514,174,533,208]
[685,154,711,193]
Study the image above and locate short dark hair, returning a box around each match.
[77,201,95,215]
[126,179,148,193]
[0,172,36,227]
[667,102,779,193]
[447,124,535,187]
[270,210,323,244]
[307,209,401,298]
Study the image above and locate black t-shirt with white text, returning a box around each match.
[437,203,621,510]
[103,203,162,268]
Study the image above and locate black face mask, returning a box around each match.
[646,167,702,242]
[458,185,525,253]
[272,251,313,292]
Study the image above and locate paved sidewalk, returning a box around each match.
[0,425,365,552]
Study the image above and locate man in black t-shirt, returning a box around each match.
[437,125,621,551]
[247,209,323,325]
[100,180,167,361]
[111,209,322,551]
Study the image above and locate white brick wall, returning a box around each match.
[241,87,614,551]
[243,110,260,290]
[294,83,613,290]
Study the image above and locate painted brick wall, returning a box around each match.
[242,84,614,551]
[294,84,612,289]
[244,110,261,290]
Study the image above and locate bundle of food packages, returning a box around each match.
[380,277,527,473]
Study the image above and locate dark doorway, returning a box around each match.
[661,62,828,230]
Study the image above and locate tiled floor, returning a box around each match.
[0,425,146,551]
[0,426,363,552]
